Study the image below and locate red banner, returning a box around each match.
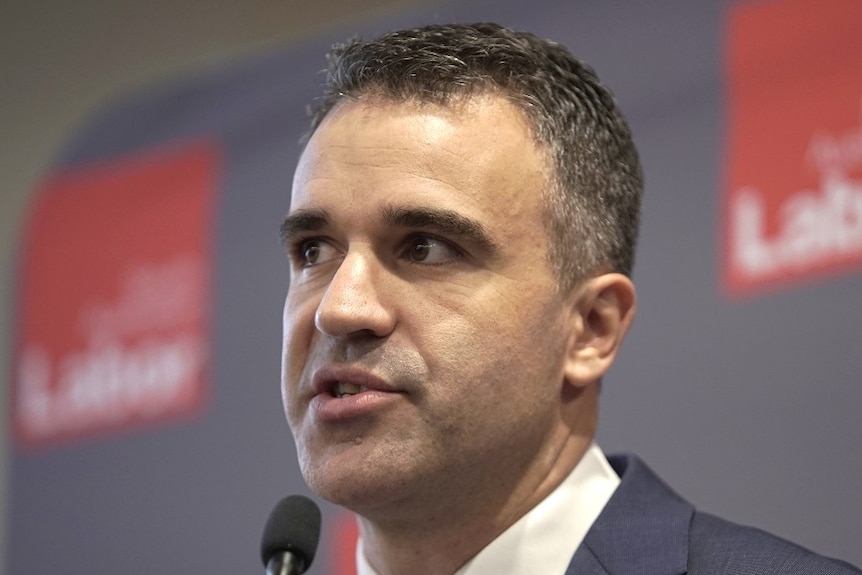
[723,0,862,296]
[12,140,219,450]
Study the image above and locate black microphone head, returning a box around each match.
[260,494,322,570]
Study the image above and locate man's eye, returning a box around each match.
[297,239,339,267]
[405,235,461,264]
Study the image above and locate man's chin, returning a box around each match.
[302,460,418,514]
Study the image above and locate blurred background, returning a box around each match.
[2,0,861,573]
[1,1,434,571]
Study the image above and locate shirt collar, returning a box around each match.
[356,443,620,575]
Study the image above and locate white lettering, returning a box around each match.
[79,254,204,340]
[733,188,775,275]
[16,334,205,439]
[15,346,53,436]
[806,103,862,174]
[732,173,862,279]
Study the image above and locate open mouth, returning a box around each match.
[331,382,368,398]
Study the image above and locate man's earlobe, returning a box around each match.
[563,273,637,387]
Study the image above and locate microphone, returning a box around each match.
[260,494,322,575]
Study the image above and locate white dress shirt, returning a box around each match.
[357,443,620,575]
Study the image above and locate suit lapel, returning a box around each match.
[565,455,693,575]
[565,543,613,575]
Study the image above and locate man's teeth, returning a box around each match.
[332,382,367,398]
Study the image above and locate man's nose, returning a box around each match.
[314,250,396,339]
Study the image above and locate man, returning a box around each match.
[279,22,860,575]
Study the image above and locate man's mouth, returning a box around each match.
[331,382,369,398]
[310,368,403,420]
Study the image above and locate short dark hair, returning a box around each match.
[305,22,642,289]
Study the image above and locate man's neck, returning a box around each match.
[358,430,593,575]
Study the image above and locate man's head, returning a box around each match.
[280,22,639,537]
[305,22,643,292]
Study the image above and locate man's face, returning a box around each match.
[281,95,580,517]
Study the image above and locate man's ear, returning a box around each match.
[563,273,636,387]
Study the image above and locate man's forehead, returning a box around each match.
[295,95,544,180]
[309,91,536,142]
[289,91,552,238]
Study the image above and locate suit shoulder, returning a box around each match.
[688,512,861,575]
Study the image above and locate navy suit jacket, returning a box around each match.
[565,455,861,575]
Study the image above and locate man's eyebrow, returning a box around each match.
[382,206,500,253]
[280,208,329,246]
